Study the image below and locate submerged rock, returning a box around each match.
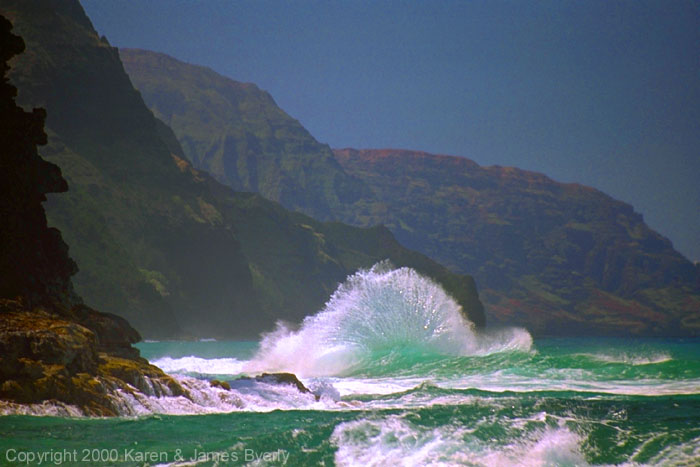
[235,372,312,395]
[209,379,231,391]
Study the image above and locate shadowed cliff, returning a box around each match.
[0,13,184,415]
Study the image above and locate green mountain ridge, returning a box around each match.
[1,0,484,338]
[121,49,699,336]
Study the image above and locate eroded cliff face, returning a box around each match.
[120,47,372,221]
[0,13,185,415]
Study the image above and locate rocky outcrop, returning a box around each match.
[233,372,312,395]
[0,300,186,416]
[252,373,312,394]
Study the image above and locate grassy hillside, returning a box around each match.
[1,0,484,337]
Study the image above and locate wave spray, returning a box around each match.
[247,262,531,376]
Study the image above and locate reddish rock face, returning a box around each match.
[333,148,699,337]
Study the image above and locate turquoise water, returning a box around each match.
[1,265,698,466]
[1,338,698,466]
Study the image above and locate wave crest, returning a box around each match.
[246,262,531,377]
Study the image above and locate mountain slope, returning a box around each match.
[120,48,698,336]
[2,0,484,337]
[3,0,252,337]
[120,48,370,221]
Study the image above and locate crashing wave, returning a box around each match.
[246,262,531,377]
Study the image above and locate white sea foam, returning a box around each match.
[444,372,700,397]
[102,374,340,416]
[0,400,83,417]
[585,351,673,365]
[152,356,246,376]
[331,414,587,467]
[329,376,431,397]
[245,262,532,377]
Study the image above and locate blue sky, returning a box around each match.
[81,0,700,261]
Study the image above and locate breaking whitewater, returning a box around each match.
[1,263,698,466]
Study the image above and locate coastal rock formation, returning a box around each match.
[0,301,185,416]
[230,372,315,399]
[0,13,185,415]
[251,373,312,395]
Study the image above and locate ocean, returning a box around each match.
[1,265,698,466]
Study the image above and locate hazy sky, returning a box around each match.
[80,0,699,261]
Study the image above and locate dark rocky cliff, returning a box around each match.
[0,13,184,415]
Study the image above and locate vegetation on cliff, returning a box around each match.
[120,48,371,220]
